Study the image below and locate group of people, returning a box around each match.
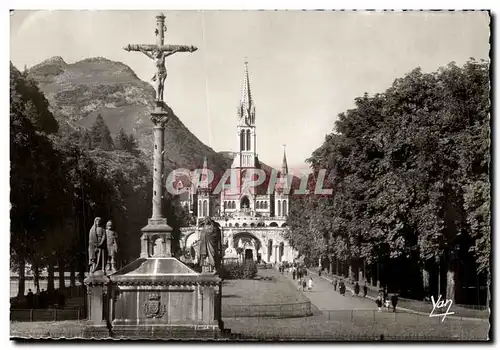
[298,276,314,292]
[24,288,66,309]
[329,271,399,312]
[277,262,315,292]
[331,278,368,298]
[375,289,399,312]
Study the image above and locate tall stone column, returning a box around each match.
[140,110,173,258]
[152,119,165,220]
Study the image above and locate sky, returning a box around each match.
[10,10,490,170]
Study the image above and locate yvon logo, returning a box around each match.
[429,295,455,322]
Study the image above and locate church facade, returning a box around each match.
[178,62,297,264]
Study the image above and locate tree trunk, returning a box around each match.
[486,267,491,311]
[422,265,430,300]
[353,260,359,282]
[446,268,455,302]
[70,261,76,287]
[376,262,380,288]
[78,267,85,285]
[17,258,26,297]
[47,262,55,292]
[58,260,65,290]
[33,265,40,293]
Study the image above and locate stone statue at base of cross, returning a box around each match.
[105,220,119,273]
[197,217,222,274]
[88,217,107,274]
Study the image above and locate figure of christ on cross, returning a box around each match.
[123,13,197,104]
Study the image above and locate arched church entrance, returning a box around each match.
[232,232,261,263]
[245,249,254,261]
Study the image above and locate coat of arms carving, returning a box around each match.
[143,293,167,318]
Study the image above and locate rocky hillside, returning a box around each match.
[27,56,231,173]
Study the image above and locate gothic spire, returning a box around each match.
[238,59,255,125]
[281,144,288,176]
[200,156,209,189]
[202,156,208,170]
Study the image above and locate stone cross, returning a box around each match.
[124,13,197,258]
[124,13,197,104]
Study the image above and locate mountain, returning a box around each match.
[26,56,231,174]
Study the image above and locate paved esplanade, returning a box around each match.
[285,270,377,311]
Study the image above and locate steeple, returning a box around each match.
[281,144,288,176]
[238,60,255,126]
[199,156,210,189]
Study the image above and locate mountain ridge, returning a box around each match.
[24,56,231,174]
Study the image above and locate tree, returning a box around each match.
[81,130,92,150]
[114,128,130,151]
[90,114,114,150]
[114,128,140,155]
[288,59,490,304]
[10,62,66,296]
[11,63,59,134]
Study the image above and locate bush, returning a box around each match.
[243,261,258,279]
[219,261,257,280]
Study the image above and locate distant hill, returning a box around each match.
[26,56,230,174]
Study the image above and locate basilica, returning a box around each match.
[178,62,297,264]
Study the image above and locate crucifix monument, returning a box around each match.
[85,13,225,339]
[124,13,197,258]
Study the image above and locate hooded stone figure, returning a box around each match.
[106,220,118,272]
[198,217,222,274]
[88,217,107,274]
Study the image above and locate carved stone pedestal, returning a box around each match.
[141,218,173,258]
[108,257,225,340]
[83,272,111,338]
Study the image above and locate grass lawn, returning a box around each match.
[224,313,489,340]
[222,268,308,307]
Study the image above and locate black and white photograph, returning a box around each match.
[8,8,491,341]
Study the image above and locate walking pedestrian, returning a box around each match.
[354,282,360,297]
[363,283,368,298]
[333,278,338,291]
[292,269,296,280]
[391,293,399,313]
[302,278,307,292]
[376,295,382,312]
[26,289,34,309]
[308,277,313,291]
